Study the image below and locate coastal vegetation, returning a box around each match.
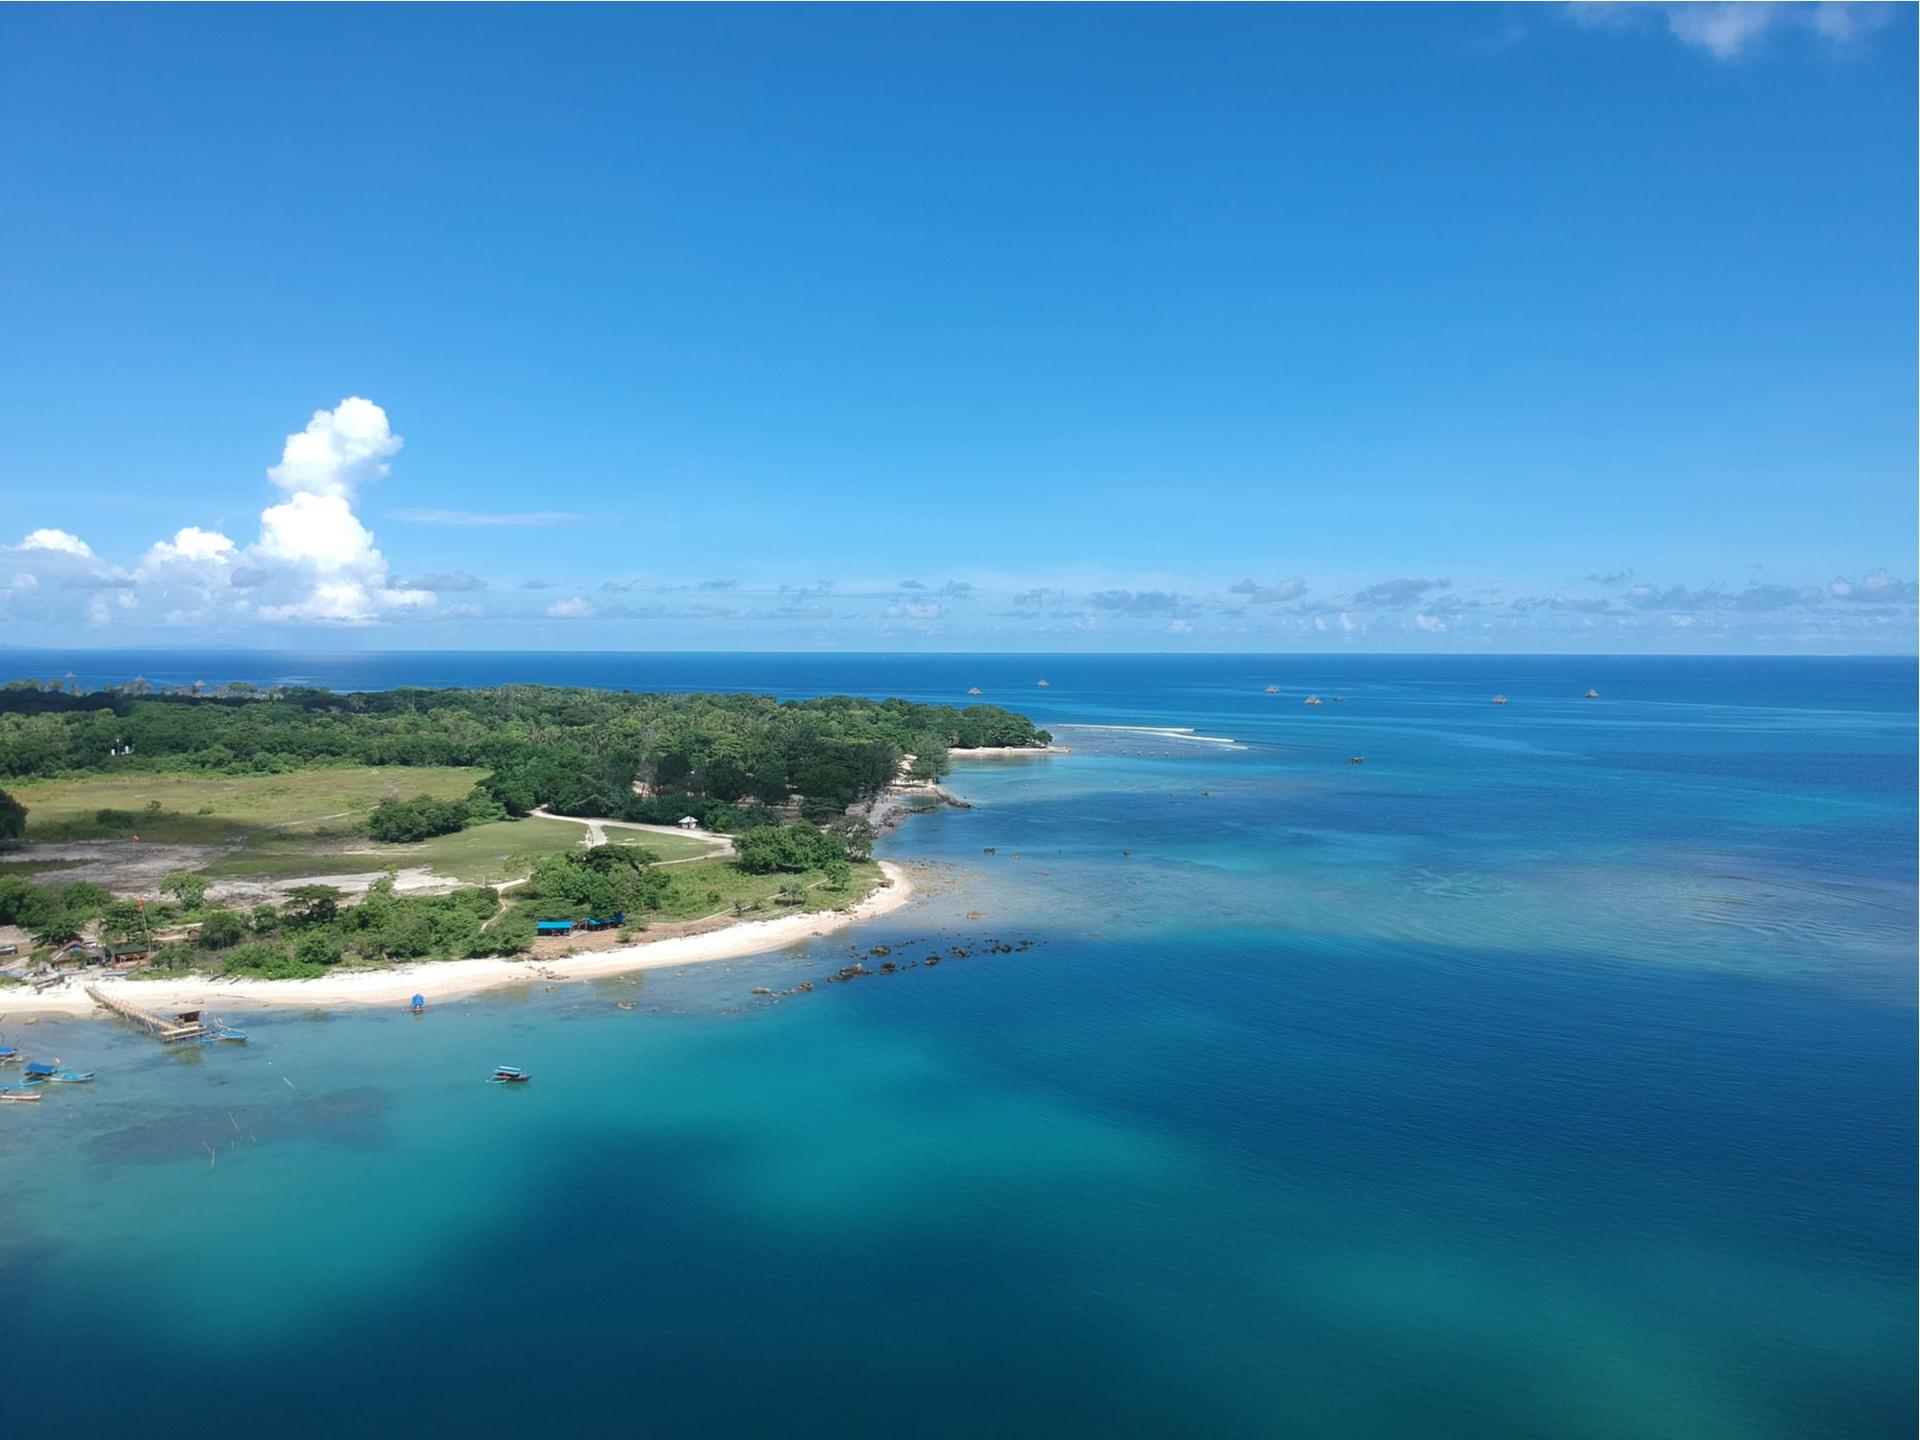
[0,684,1049,827]
[0,679,1020,976]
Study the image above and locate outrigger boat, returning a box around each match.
[0,1087,40,1104]
[489,1066,531,1084]
[48,1070,95,1083]
[22,1062,57,1083]
[0,1046,20,1065]
[410,994,427,1014]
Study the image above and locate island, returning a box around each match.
[0,679,1055,1009]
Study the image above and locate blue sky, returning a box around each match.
[0,3,1912,653]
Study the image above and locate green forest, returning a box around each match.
[0,682,1050,826]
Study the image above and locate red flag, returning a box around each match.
[137,895,145,912]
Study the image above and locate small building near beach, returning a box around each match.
[677,815,701,831]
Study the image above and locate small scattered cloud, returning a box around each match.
[1414,613,1449,633]
[518,579,555,590]
[1227,577,1308,604]
[1348,577,1448,609]
[697,578,738,591]
[939,580,974,599]
[1012,587,1067,608]
[1830,570,1917,605]
[897,579,927,591]
[1560,2,1894,61]
[407,569,487,593]
[391,508,582,527]
[882,599,946,622]
[546,597,591,619]
[1166,619,1194,635]
[1087,589,1189,616]
[1584,569,1634,585]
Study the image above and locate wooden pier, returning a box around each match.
[85,985,208,1043]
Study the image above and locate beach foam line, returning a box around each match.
[1054,724,1239,745]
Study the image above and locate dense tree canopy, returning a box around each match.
[0,684,1050,828]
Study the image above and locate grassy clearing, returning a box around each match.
[203,815,720,885]
[11,766,484,843]
[613,857,882,925]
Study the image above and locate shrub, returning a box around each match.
[197,909,248,949]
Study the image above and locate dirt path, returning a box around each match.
[529,808,734,863]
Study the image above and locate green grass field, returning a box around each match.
[606,857,882,924]
[11,766,484,842]
[203,815,720,884]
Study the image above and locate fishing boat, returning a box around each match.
[1492,694,1509,705]
[1585,688,1600,699]
[0,1046,20,1065]
[48,1070,95,1083]
[211,1029,249,1044]
[1036,679,1051,688]
[21,1061,57,1083]
[1346,756,1366,765]
[0,1088,40,1104]
[1264,685,1280,694]
[410,994,427,1014]
[1304,695,1323,706]
[489,1066,531,1084]
[967,687,982,696]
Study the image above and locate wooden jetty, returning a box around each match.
[85,985,208,1043]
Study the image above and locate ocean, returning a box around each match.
[1,652,1913,1436]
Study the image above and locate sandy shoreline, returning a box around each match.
[0,862,914,1019]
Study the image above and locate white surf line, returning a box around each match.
[1053,723,1241,746]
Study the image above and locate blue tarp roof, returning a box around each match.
[24,1062,56,1075]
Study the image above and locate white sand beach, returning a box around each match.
[1,861,914,1018]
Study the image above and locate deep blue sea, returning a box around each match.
[1,652,1913,1437]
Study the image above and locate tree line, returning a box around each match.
[0,684,1050,825]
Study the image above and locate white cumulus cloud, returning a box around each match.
[21,528,94,556]
[268,397,403,500]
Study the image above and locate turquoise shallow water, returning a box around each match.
[1,654,1913,1436]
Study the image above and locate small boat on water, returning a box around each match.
[410,994,427,1014]
[1585,689,1600,699]
[1264,685,1280,695]
[1346,756,1366,765]
[211,1029,248,1044]
[1304,695,1323,706]
[48,1070,95,1083]
[490,1066,531,1084]
[967,687,982,696]
[0,1088,41,1104]
[1036,679,1051,688]
[21,1062,57,1083]
[1492,694,1509,706]
[0,1046,20,1065]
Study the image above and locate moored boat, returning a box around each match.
[490,1066,531,1084]
[49,1070,95,1083]
[21,1061,57,1083]
[0,1087,41,1104]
